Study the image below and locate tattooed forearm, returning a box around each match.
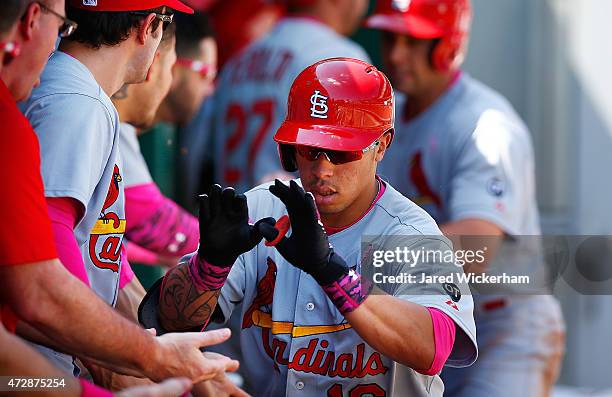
[158,262,221,331]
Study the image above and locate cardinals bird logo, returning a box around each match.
[89,164,125,272]
[409,151,442,209]
[243,257,277,329]
[100,164,122,228]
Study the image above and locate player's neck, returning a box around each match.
[154,100,174,125]
[403,73,456,121]
[59,41,132,98]
[320,177,379,229]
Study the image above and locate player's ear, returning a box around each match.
[375,130,393,162]
[136,13,159,45]
[20,2,42,41]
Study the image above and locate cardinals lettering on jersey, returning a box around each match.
[242,256,389,380]
[89,164,126,272]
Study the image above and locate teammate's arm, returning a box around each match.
[116,269,147,323]
[124,183,200,260]
[2,321,195,397]
[443,114,528,273]
[0,258,238,383]
[441,218,504,274]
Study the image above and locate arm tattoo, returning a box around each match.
[158,262,221,331]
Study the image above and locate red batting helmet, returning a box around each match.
[274,58,394,172]
[364,0,472,72]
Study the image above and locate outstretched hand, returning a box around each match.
[198,184,273,266]
[153,328,239,383]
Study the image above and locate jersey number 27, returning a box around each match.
[223,99,275,185]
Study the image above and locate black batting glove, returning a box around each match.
[257,179,349,285]
[198,184,274,266]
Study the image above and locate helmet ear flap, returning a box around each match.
[431,38,454,72]
[278,144,298,172]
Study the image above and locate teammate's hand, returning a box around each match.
[258,179,348,285]
[150,328,239,383]
[192,372,252,397]
[198,184,272,266]
[115,378,192,397]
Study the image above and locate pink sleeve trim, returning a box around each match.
[125,183,199,257]
[46,197,90,286]
[79,379,113,397]
[419,307,457,376]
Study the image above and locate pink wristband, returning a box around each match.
[188,254,231,291]
[79,379,113,397]
[321,271,372,315]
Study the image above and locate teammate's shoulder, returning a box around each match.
[24,52,112,113]
[454,74,522,122]
[435,74,529,145]
[373,181,443,236]
[279,17,369,63]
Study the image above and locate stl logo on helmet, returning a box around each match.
[391,0,411,12]
[82,0,97,5]
[310,90,329,119]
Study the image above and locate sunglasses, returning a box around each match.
[176,58,217,79]
[37,2,78,38]
[131,11,174,31]
[295,140,381,165]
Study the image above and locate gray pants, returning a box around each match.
[442,295,565,397]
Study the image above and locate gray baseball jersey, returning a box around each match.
[201,179,478,396]
[21,51,125,372]
[212,17,370,193]
[379,73,552,293]
[377,73,565,396]
[119,122,153,187]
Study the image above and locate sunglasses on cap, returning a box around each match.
[295,140,381,165]
[37,2,78,38]
[131,11,174,31]
[176,58,217,80]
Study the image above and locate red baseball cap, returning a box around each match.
[68,0,194,14]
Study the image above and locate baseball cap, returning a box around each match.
[68,0,194,14]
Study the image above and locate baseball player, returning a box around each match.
[112,23,200,269]
[19,0,241,381]
[155,11,218,207]
[141,58,478,396]
[0,0,231,394]
[156,11,217,128]
[211,0,371,193]
[365,1,565,395]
